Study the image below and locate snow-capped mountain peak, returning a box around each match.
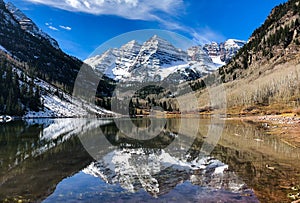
[224,39,247,49]
[85,35,245,83]
[120,40,141,51]
[145,35,174,47]
[85,48,119,78]
[204,39,246,65]
[132,35,187,70]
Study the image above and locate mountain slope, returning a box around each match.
[5,2,59,49]
[219,0,300,83]
[0,52,42,116]
[0,0,82,92]
[0,50,113,117]
[0,1,115,116]
[190,0,300,114]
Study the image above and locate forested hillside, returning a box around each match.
[187,0,300,114]
[0,54,42,115]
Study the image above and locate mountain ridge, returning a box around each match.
[5,2,60,49]
[85,36,244,83]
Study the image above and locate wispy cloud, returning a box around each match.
[48,25,59,31]
[46,22,72,31]
[29,0,224,44]
[59,25,72,31]
[45,22,59,31]
[25,0,184,20]
[157,18,225,45]
[190,27,226,44]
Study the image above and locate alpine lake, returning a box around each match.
[0,117,300,203]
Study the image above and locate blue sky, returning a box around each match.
[7,0,287,60]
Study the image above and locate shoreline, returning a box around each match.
[4,113,300,148]
[227,114,300,148]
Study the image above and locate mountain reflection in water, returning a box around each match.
[1,118,299,202]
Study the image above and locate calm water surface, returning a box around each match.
[0,118,300,202]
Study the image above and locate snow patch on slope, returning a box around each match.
[11,68,114,118]
[211,56,226,66]
[25,78,114,118]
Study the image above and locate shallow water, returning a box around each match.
[0,117,299,202]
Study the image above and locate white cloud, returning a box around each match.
[25,0,184,20]
[46,22,72,31]
[48,25,59,31]
[60,25,72,31]
[29,0,224,44]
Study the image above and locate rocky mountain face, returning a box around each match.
[136,35,187,67]
[85,40,142,80]
[203,39,246,66]
[85,36,222,83]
